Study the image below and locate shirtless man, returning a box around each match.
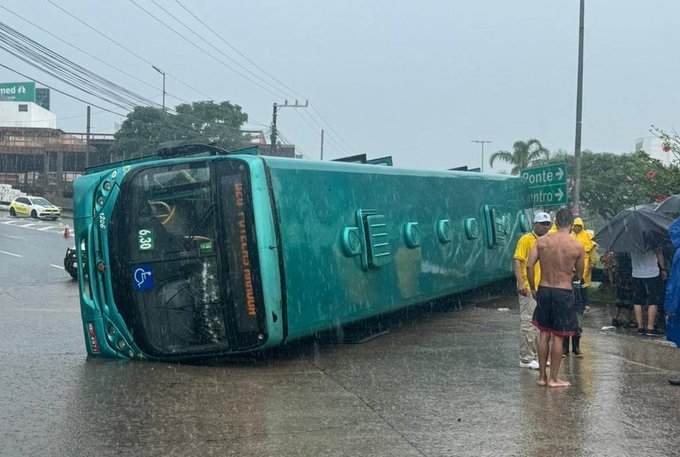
[526,208,584,387]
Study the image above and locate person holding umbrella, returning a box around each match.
[593,205,673,335]
[630,248,667,335]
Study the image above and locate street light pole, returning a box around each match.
[471,140,491,172]
[152,65,166,111]
[572,0,585,215]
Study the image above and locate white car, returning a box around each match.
[9,196,61,220]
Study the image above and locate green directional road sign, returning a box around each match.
[0,82,35,102]
[520,163,568,207]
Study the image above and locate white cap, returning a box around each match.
[533,212,551,223]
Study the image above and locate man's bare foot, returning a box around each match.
[547,379,571,388]
[537,379,547,386]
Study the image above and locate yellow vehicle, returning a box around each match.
[9,196,61,220]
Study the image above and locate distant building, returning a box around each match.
[635,136,672,165]
[0,101,57,129]
[0,90,114,197]
[0,125,114,197]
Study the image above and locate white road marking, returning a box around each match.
[0,250,23,257]
[50,264,65,270]
[1,217,73,234]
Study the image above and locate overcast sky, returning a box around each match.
[1,0,678,172]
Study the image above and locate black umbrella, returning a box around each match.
[655,194,680,213]
[594,205,673,253]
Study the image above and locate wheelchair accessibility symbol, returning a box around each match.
[132,264,155,291]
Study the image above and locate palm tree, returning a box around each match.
[488,139,550,175]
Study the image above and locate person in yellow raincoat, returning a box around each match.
[571,218,596,286]
[563,217,595,356]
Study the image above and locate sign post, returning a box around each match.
[521,163,568,207]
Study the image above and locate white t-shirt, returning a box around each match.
[630,250,660,279]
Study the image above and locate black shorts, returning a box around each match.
[532,286,576,336]
[632,276,664,306]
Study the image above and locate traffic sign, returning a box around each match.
[521,163,568,207]
[0,82,35,102]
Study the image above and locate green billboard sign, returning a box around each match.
[521,163,568,207]
[0,82,36,102]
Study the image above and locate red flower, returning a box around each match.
[646,170,656,179]
[656,194,668,202]
[663,145,671,152]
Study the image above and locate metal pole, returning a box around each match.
[320,129,324,160]
[162,72,166,111]
[471,140,491,172]
[270,103,278,155]
[573,0,585,214]
[85,105,91,168]
[152,66,166,111]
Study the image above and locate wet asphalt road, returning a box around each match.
[2,212,680,457]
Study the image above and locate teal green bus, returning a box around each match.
[73,144,531,360]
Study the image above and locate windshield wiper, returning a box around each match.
[183,203,216,250]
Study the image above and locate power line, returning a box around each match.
[0,42,133,111]
[291,107,355,157]
[170,0,357,155]
[0,4,192,105]
[129,0,287,99]
[149,0,291,100]
[0,20,161,110]
[309,103,357,155]
[291,108,352,157]
[44,0,214,101]
[174,0,305,101]
[0,62,126,117]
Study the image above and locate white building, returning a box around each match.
[0,101,57,129]
[635,136,672,165]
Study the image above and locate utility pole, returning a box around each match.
[573,0,585,215]
[471,140,491,172]
[320,129,324,160]
[85,105,91,168]
[152,65,166,111]
[270,100,308,154]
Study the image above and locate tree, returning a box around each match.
[488,139,550,174]
[111,101,251,160]
[543,150,680,221]
[650,124,680,163]
[173,101,249,151]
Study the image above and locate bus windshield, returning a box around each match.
[108,159,264,357]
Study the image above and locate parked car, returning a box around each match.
[9,196,61,220]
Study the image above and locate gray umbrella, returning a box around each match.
[655,194,680,213]
[593,205,673,253]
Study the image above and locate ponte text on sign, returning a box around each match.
[520,163,567,207]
